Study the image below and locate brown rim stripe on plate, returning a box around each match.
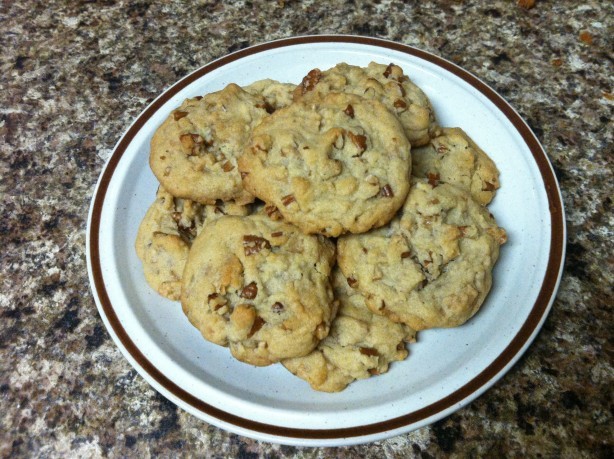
[89,35,565,440]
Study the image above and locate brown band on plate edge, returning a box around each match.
[89,35,565,440]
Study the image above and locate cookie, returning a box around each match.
[337,179,507,330]
[412,127,500,205]
[238,92,411,237]
[135,187,249,300]
[149,83,271,205]
[243,79,296,112]
[181,214,337,366]
[294,62,439,147]
[283,268,416,392]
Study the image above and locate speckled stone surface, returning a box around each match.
[1,0,612,457]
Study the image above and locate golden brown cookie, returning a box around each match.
[283,268,416,392]
[181,214,337,366]
[149,83,270,205]
[294,62,439,146]
[412,127,500,205]
[337,179,507,330]
[239,92,411,237]
[242,79,296,112]
[135,187,249,300]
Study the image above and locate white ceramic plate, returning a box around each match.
[86,36,565,446]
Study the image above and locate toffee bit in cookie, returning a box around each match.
[240,281,258,299]
[281,194,296,206]
[173,111,188,121]
[251,140,269,155]
[194,95,203,100]
[346,277,358,288]
[487,227,508,245]
[363,87,376,98]
[271,231,284,237]
[483,181,497,191]
[365,174,379,187]
[222,161,234,172]
[180,133,194,149]
[243,235,271,255]
[383,63,394,78]
[208,293,228,312]
[368,368,381,376]
[271,302,284,313]
[299,68,322,94]
[344,104,355,118]
[359,347,380,357]
[427,172,440,187]
[380,184,394,198]
[191,133,204,144]
[247,316,265,338]
[180,134,207,155]
[400,251,412,259]
[348,131,367,153]
[333,131,345,149]
[213,303,227,312]
[393,99,408,109]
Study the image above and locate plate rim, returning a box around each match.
[86,34,566,443]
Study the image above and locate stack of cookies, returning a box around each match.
[136,62,507,392]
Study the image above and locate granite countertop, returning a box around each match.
[1,0,612,457]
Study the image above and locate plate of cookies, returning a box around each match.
[87,36,565,446]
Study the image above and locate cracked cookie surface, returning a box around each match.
[243,79,296,113]
[149,83,271,205]
[283,268,416,392]
[181,214,337,366]
[294,61,439,147]
[238,92,411,237]
[412,127,500,205]
[337,179,507,330]
[135,187,249,300]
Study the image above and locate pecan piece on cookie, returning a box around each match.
[243,234,271,256]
